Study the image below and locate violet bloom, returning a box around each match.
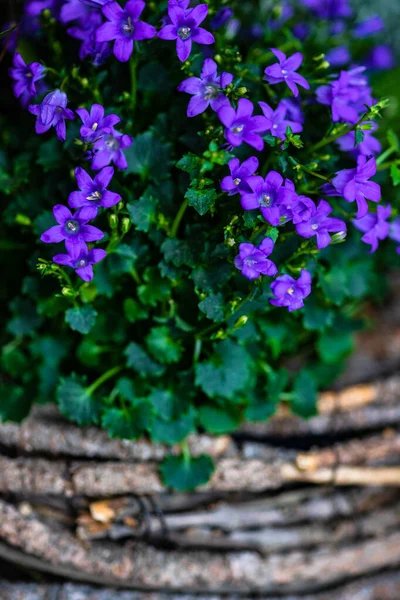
[270,270,312,312]
[53,244,106,282]
[337,122,381,157]
[220,156,259,196]
[325,46,350,67]
[316,67,372,124]
[158,4,214,63]
[258,101,302,139]
[280,98,304,124]
[295,199,347,249]
[353,205,391,253]
[69,166,121,210]
[268,1,293,30]
[60,0,93,26]
[177,58,233,117]
[279,179,315,225]
[240,171,292,226]
[92,128,133,170]
[210,7,233,30]
[330,156,381,219]
[354,16,384,38]
[95,0,157,62]
[29,90,75,142]
[365,45,395,71]
[264,49,309,98]
[300,0,352,19]
[218,98,271,151]
[40,205,104,254]
[9,52,46,108]
[234,238,277,281]
[79,38,112,66]
[76,104,120,142]
[168,0,191,8]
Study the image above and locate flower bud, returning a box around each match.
[121,217,131,234]
[117,201,124,212]
[109,214,118,229]
[331,231,347,244]
[236,87,248,96]
[61,287,75,297]
[234,315,248,329]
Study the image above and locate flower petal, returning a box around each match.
[41,225,65,244]
[94,165,114,189]
[53,204,72,225]
[114,37,134,62]
[75,167,93,191]
[176,37,192,62]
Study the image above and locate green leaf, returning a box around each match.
[198,292,225,322]
[195,339,253,400]
[303,298,334,331]
[391,164,400,187]
[124,131,171,181]
[267,368,289,402]
[138,267,171,307]
[198,405,241,434]
[7,298,43,337]
[292,371,318,418]
[123,298,149,323]
[160,454,215,491]
[36,138,62,172]
[319,266,348,305]
[151,408,196,444]
[0,385,32,422]
[101,400,152,440]
[317,329,354,364]
[185,187,217,216]
[161,239,195,267]
[176,153,202,174]
[127,193,158,232]
[149,389,175,420]
[146,326,182,365]
[125,342,165,377]
[354,129,365,146]
[65,306,97,335]
[57,375,100,426]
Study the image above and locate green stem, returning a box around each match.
[129,55,138,115]
[376,146,396,166]
[193,338,202,364]
[181,439,191,464]
[300,166,331,182]
[86,365,124,397]
[58,268,79,307]
[170,198,189,238]
[376,158,400,172]
[196,290,254,340]
[309,110,369,153]
[130,267,142,285]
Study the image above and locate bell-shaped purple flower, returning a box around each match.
[270,270,312,312]
[279,179,315,225]
[234,238,277,281]
[69,166,121,210]
[325,46,351,67]
[60,0,94,26]
[76,103,120,142]
[29,90,75,142]
[337,122,381,157]
[9,52,46,108]
[158,4,215,62]
[258,100,303,139]
[53,244,107,282]
[40,205,104,254]
[365,45,395,72]
[210,7,233,30]
[220,156,259,196]
[264,49,310,98]
[330,156,381,219]
[95,0,157,62]
[353,204,391,253]
[295,199,347,249]
[316,67,372,124]
[92,128,133,170]
[240,171,292,226]
[300,0,352,19]
[218,98,271,151]
[178,58,233,117]
[354,16,384,39]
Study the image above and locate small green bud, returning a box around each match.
[331,231,347,244]
[234,315,248,329]
[42,8,51,18]
[81,78,89,88]
[121,217,131,234]
[15,213,32,226]
[214,54,222,64]
[109,214,118,229]
[61,287,75,297]
[236,87,248,96]
[117,201,124,211]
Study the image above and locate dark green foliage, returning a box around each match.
[160,454,215,491]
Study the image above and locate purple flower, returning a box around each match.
[353,205,391,253]
[264,49,309,98]
[316,67,372,124]
[29,90,75,142]
[268,1,293,30]
[295,199,347,249]
[60,0,93,26]
[330,156,381,219]
[279,179,315,225]
[68,166,121,209]
[300,0,352,19]
[234,238,277,280]
[79,38,112,66]
[280,98,304,124]
[92,128,133,170]
[9,52,46,108]
[365,45,395,71]
[53,244,107,282]
[220,156,259,196]
[79,0,108,6]
[40,205,104,254]
[240,171,292,226]
[325,46,350,67]
[354,16,384,38]
[158,4,214,62]
[210,7,233,30]
[177,58,233,117]
[75,103,120,142]
[95,0,157,62]
[389,219,400,254]
[270,270,312,312]
[218,98,271,151]
[336,122,381,157]
[258,101,303,139]
[168,0,191,8]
